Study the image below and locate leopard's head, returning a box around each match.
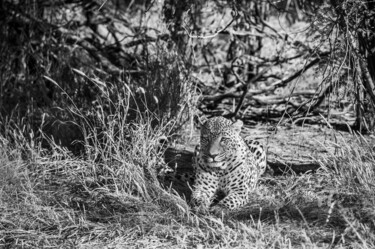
[199,117,244,168]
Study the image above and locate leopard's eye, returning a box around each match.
[220,137,230,144]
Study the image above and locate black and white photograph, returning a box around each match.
[1,0,374,248]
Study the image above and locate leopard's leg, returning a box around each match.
[216,186,249,210]
[191,171,219,212]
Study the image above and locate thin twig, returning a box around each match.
[183,11,237,40]
[233,67,271,117]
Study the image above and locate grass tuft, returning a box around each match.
[1,102,375,247]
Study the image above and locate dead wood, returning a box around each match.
[202,53,329,106]
[163,146,321,177]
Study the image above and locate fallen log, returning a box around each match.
[162,146,322,200]
[163,146,321,176]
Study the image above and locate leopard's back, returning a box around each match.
[243,137,267,176]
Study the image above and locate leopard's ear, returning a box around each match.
[231,119,243,134]
[194,115,208,129]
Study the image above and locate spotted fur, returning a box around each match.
[191,116,266,211]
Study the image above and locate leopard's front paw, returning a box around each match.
[190,198,210,214]
[191,204,210,215]
[210,204,228,217]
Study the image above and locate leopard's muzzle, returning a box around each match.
[202,153,226,168]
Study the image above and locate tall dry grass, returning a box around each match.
[1,103,375,248]
[0,82,193,247]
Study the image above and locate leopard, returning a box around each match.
[190,116,267,212]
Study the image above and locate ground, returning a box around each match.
[160,122,375,248]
